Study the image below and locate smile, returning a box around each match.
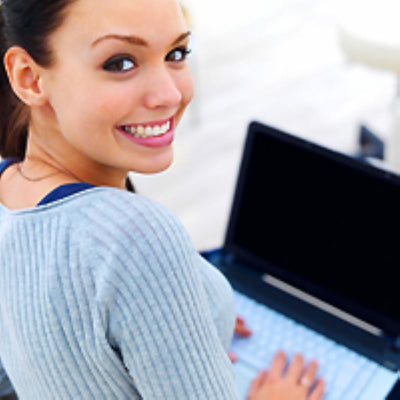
[117,117,175,148]
[119,119,172,138]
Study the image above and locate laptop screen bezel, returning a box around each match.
[224,121,400,336]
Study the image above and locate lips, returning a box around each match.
[117,117,175,148]
[118,117,173,139]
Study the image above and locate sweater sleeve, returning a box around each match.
[82,192,240,400]
[195,253,237,351]
[0,358,15,398]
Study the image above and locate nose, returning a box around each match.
[143,67,182,110]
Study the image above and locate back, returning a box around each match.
[0,188,238,400]
[0,193,140,399]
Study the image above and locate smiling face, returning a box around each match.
[34,0,194,184]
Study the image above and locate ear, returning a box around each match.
[4,46,48,107]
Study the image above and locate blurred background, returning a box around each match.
[130,0,399,250]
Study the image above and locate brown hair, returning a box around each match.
[0,0,76,159]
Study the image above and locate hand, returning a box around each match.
[228,316,252,363]
[246,351,325,400]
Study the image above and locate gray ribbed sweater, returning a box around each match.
[0,187,239,399]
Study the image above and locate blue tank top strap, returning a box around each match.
[0,159,94,206]
[0,158,20,176]
[37,182,95,206]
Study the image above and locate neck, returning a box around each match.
[24,123,128,189]
[17,155,81,183]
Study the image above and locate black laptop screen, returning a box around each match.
[226,122,400,335]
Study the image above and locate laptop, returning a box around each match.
[202,121,400,399]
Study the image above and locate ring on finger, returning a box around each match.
[300,376,312,387]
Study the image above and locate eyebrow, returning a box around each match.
[91,31,191,48]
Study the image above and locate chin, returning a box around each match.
[133,151,174,174]
[142,163,172,174]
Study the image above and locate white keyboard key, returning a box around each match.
[230,290,391,400]
[233,360,258,399]
[358,366,399,400]
[341,368,374,400]
[331,362,361,391]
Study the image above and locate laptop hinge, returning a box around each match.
[262,274,384,337]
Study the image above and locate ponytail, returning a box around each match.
[0,5,29,159]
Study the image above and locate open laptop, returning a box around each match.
[202,121,400,399]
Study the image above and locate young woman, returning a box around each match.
[0,0,325,399]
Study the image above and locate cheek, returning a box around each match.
[94,92,126,119]
[174,72,194,125]
[180,72,194,107]
[71,84,134,128]
[89,82,132,114]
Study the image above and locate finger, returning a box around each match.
[228,351,237,363]
[285,353,304,382]
[266,350,286,382]
[247,369,268,399]
[234,324,252,337]
[308,378,325,400]
[234,316,252,337]
[299,359,318,389]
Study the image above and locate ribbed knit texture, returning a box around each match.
[0,188,239,399]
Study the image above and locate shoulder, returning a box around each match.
[69,186,195,278]
[68,186,185,236]
[70,188,202,320]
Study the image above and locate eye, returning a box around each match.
[103,55,136,73]
[166,46,192,62]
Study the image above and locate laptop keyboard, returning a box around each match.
[230,290,380,400]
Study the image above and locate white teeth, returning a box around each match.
[160,123,169,134]
[122,121,172,138]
